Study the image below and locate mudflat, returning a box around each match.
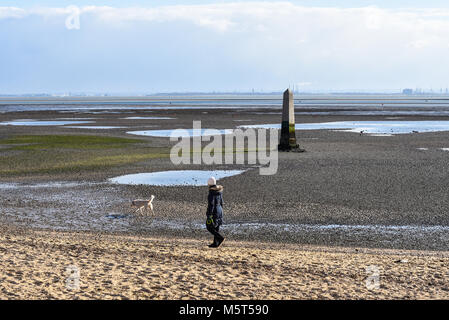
[1,103,449,299]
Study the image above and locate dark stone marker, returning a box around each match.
[278,88,304,152]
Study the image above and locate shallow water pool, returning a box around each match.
[108,170,246,186]
[66,126,127,129]
[240,121,449,135]
[0,120,94,126]
[123,116,176,120]
[127,128,234,138]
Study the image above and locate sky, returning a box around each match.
[2,1,449,94]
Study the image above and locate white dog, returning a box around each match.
[131,195,154,216]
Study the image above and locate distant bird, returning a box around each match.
[131,195,154,216]
[360,130,365,136]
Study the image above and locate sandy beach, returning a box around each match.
[1,225,449,300]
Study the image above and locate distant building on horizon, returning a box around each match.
[402,88,413,95]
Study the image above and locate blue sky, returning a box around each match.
[2,1,449,94]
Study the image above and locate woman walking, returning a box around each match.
[206,176,225,248]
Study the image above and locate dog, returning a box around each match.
[131,195,154,216]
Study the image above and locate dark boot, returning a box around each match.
[207,223,224,248]
[216,236,224,247]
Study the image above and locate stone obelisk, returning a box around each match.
[278,88,302,152]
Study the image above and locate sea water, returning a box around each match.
[240,121,449,135]
[108,170,246,186]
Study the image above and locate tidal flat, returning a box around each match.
[1,100,449,298]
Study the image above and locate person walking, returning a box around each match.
[206,176,225,248]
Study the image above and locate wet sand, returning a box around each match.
[1,104,449,299]
[2,108,449,248]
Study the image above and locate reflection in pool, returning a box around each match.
[240,121,449,135]
[109,170,246,186]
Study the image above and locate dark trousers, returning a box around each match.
[206,223,224,246]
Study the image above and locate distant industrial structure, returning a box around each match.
[402,88,413,95]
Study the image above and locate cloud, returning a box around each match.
[1,2,449,92]
[0,7,25,19]
[3,3,449,45]
[0,3,447,35]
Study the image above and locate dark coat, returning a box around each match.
[206,185,224,226]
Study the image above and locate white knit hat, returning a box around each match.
[207,176,216,186]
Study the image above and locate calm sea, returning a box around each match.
[2,94,449,116]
